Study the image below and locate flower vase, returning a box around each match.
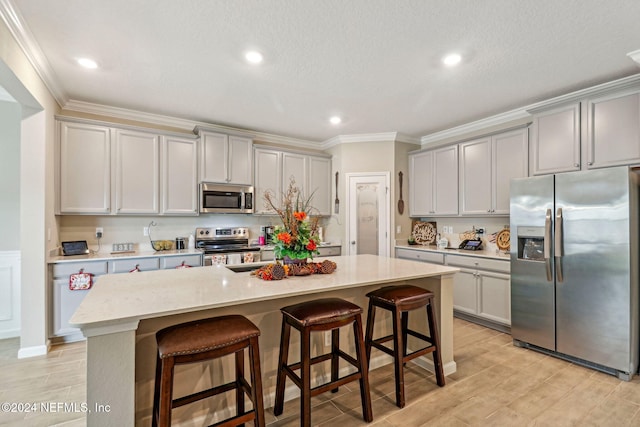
[283,256,308,265]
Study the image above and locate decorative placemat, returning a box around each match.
[412,221,437,245]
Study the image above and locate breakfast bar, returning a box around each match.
[70,254,458,426]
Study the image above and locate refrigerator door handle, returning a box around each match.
[555,207,564,283]
[544,208,552,281]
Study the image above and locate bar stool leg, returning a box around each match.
[364,300,376,362]
[401,311,409,366]
[301,327,312,427]
[152,353,162,427]
[426,301,445,387]
[331,328,340,393]
[249,335,266,427]
[392,306,406,408]
[235,348,245,423]
[273,319,291,416]
[158,357,175,427]
[353,314,373,422]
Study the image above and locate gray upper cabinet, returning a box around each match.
[113,129,160,215]
[58,121,111,214]
[253,147,282,214]
[459,128,528,215]
[530,103,581,175]
[586,90,640,169]
[200,130,253,185]
[409,145,458,216]
[161,135,198,215]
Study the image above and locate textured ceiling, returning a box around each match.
[9,0,640,142]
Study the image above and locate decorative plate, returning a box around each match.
[412,221,437,245]
[496,229,511,251]
[459,230,477,241]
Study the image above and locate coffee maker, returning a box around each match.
[262,226,275,245]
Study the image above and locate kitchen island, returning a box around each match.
[70,254,458,426]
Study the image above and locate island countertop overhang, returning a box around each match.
[69,254,459,330]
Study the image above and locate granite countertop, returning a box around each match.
[395,243,510,261]
[69,254,458,329]
[47,248,204,264]
[260,243,341,250]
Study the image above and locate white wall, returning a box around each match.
[0,99,21,250]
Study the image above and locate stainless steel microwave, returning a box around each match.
[200,183,254,214]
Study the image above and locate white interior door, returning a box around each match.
[346,173,389,256]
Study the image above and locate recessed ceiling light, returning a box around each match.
[443,53,462,66]
[77,58,98,69]
[329,116,342,125]
[245,51,263,64]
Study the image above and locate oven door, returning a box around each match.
[200,183,254,214]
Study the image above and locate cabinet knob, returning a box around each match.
[351,241,356,245]
[574,163,580,167]
[588,162,593,166]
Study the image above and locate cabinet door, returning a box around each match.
[254,148,281,214]
[52,278,91,336]
[452,268,478,315]
[228,135,253,185]
[59,121,111,214]
[586,91,640,169]
[114,129,160,214]
[433,145,458,215]
[408,151,434,216]
[530,103,581,175]
[161,136,198,215]
[282,152,307,194]
[459,138,491,215]
[478,271,511,325]
[200,131,228,183]
[493,128,528,214]
[308,156,331,216]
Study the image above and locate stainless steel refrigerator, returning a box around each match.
[510,166,639,380]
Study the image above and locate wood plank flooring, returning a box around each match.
[1,318,639,426]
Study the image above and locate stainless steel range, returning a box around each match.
[196,227,262,266]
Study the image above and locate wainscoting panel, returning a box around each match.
[0,251,20,338]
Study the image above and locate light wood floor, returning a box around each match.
[1,318,639,426]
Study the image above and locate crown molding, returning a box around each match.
[0,0,66,106]
[627,49,640,66]
[321,132,420,150]
[421,72,640,146]
[420,109,530,146]
[63,99,322,149]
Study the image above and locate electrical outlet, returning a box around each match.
[396,225,401,234]
[95,227,103,239]
[476,227,485,235]
[143,227,149,236]
[324,331,331,346]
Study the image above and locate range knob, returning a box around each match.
[205,230,210,235]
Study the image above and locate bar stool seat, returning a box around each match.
[365,285,445,408]
[152,315,265,427]
[274,298,373,426]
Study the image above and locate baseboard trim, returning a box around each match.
[18,341,50,358]
[0,328,20,339]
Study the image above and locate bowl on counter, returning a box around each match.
[151,240,174,251]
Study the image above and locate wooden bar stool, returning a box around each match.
[152,315,265,427]
[273,298,373,426]
[365,285,445,408]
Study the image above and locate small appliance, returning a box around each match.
[200,183,254,214]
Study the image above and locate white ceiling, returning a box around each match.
[7,0,640,143]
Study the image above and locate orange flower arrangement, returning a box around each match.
[264,179,320,262]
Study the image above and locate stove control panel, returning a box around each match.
[196,227,249,241]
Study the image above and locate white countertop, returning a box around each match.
[47,248,204,264]
[69,254,458,329]
[260,243,341,250]
[395,244,510,261]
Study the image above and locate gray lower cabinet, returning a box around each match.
[446,255,511,329]
[395,247,511,330]
[50,253,203,341]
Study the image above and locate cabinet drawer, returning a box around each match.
[109,257,159,274]
[161,254,203,269]
[396,248,444,264]
[52,261,108,279]
[446,255,509,273]
[318,246,341,257]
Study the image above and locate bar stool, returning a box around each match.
[152,315,265,427]
[365,285,445,408]
[273,298,373,426]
